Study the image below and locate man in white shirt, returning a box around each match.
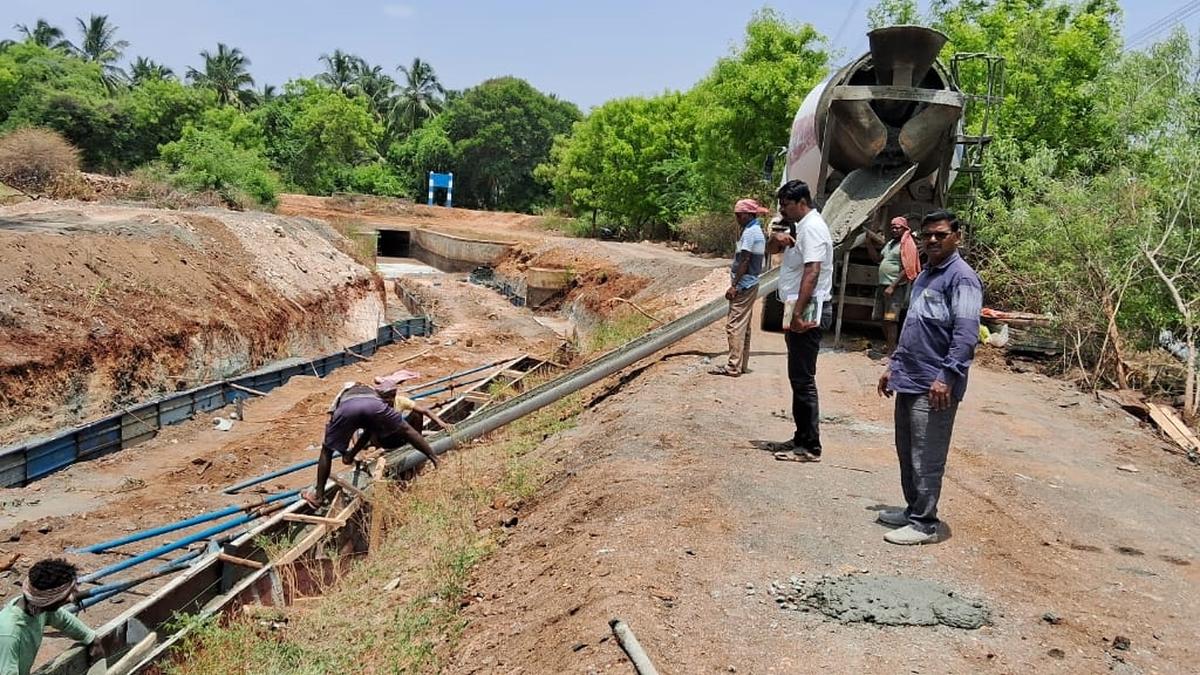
[712,198,768,377]
[766,179,833,462]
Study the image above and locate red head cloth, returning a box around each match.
[733,199,770,215]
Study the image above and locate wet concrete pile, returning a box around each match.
[768,573,990,629]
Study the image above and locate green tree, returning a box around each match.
[69,14,129,87]
[129,56,174,84]
[187,43,255,107]
[256,79,383,193]
[391,57,446,135]
[317,49,360,95]
[13,19,71,51]
[686,8,829,206]
[119,78,215,165]
[420,77,580,211]
[931,0,1122,172]
[539,93,700,233]
[0,42,121,170]
[867,0,922,28]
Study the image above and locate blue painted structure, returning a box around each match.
[0,316,434,488]
[427,171,453,207]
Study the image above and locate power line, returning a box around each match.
[1125,0,1200,51]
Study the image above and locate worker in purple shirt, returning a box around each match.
[876,210,982,545]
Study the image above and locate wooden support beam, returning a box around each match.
[228,383,268,398]
[218,552,264,569]
[344,348,372,362]
[283,513,347,526]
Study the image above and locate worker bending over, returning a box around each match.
[0,559,103,675]
[303,380,450,508]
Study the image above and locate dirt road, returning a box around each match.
[447,322,1200,674]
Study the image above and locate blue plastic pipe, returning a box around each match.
[222,456,339,494]
[73,549,203,611]
[73,490,300,554]
[78,495,300,584]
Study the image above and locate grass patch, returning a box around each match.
[585,308,656,355]
[166,394,583,675]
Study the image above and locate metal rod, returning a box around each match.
[72,490,300,554]
[71,548,204,611]
[609,618,660,675]
[222,454,333,494]
[78,496,300,584]
[404,358,514,394]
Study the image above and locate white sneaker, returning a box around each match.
[884,524,940,545]
[876,509,907,527]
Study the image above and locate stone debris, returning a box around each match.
[767,573,990,630]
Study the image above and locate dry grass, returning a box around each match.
[166,394,583,675]
[0,127,81,195]
[327,217,378,269]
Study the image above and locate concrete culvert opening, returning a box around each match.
[377,229,411,257]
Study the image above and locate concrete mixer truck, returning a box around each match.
[762,25,1002,338]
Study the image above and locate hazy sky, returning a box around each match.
[5,1,1197,109]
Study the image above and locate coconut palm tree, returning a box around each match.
[14,19,71,50]
[259,83,278,102]
[392,57,446,134]
[353,60,397,121]
[129,56,174,84]
[186,43,255,107]
[318,49,361,95]
[69,14,129,86]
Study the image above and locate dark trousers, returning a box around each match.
[894,393,960,534]
[784,307,830,454]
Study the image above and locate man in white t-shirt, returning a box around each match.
[712,198,768,377]
[765,179,833,462]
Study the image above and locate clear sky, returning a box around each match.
[5,1,1197,110]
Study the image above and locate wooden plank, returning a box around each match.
[1146,403,1200,452]
[344,348,372,362]
[218,553,264,570]
[283,514,347,526]
[228,383,268,398]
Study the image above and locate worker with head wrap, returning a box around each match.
[303,374,450,508]
[865,215,922,356]
[0,558,103,675]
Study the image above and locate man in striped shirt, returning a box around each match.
[876,210,982,545]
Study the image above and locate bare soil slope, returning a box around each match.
[0,201,383,445]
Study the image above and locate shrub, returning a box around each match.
[0,127,81,194]
[158,126,280,209]
[339,163,405,197]
[677,211,740,256]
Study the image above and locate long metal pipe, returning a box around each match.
[376,271,781,478]
[73,490,300,554]
[78,495,299,583]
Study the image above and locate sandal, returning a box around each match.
[709,367,741,377]
[773,450,821,463]
[301,489,323,509]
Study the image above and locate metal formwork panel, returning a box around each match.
[120,404,159,447]
[78,418,122,459]
[159,393,196,426]
[27,434,78,481]
[0,449,28,487]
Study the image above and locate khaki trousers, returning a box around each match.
[724,285,756,373]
